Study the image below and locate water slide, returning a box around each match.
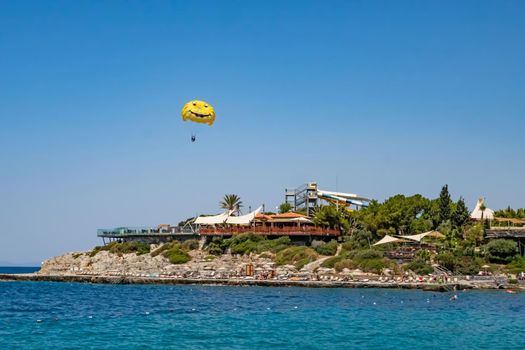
[316,190,370,209]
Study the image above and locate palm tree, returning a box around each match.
[220,194,243,213]
[480,202,486,222]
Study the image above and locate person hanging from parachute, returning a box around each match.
[181,100,215,142]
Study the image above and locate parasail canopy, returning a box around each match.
[181,100,216,126]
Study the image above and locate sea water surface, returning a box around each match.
[0,266,40,274]
[0,281,524,349]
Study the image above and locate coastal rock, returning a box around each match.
[38,249,282,278]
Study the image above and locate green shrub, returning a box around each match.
[358,258,388,274]
[415,250,431,262]
[506,256,525,274]
[258,252,273,259]
[461,245,476,257]
[435,251,485,275]
[151,242,192,264]
[222,234,264,247]
[270,244,291,253]
[120,242,150,255]
[90,241,150,257]
[341,241,354,253]
[221,234,264,255]
[182,239,199,251]
[454,256,482,275]
[206,242,223,256]
[436,251,456,271]
[509,279,518,284]
[274,246,318,269]
[255,236,291,253]
[341,229,373,251]
[296,257,313,270]
[334,257,390,274]
[314,240,338,256]
[165,250,191,264]
[217,234,292,255]
[351,249,383,260]
[484,239,518,263]
[336,248,391,274]
[162,243,191,264]
[211,236,224,244]
[321,255,345,269]
[89,246,104,257]
[405,259,434,275]
[151,243,171,257]
[230,239,258,255]
[334,259,355,272]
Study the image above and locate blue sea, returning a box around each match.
[0,266,40,274]
[0,282,524,349]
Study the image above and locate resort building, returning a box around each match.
[198,210,340,239]
[97,182,371,245]
[97,208,341,244]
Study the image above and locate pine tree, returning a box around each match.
[438,184,452,224]
[452,197,470,228]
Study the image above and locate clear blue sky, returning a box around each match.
[1,1,524,264]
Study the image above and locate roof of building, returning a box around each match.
[270,212,307,219]
[254,213,273,221]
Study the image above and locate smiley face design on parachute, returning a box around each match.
[181,100,215,126]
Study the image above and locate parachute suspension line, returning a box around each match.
[181,100,215,143]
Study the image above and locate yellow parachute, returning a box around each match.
[181,100,215,126]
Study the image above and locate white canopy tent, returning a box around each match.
[399,230,445,242]
[194,210,232,225]
[225,206,263,225]
[470,197,494,221]
[373,235,405,246]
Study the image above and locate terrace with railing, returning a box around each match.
[97,225,340,239]
[97,226,196,239]
[199,226,341,237]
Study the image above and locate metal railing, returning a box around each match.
[199,226,340,236]
[97,225,340,238]
[97,227,195,237]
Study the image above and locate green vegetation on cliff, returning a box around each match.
[90,241,150,257]
[205,234,292,256]
[314,240,338,256]
[151,241,192,264]
[274,246,318,269]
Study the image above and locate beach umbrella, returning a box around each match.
[288,216,313,227]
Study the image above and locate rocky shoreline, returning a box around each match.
[0,273,474,291]
[2,247,522,291]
